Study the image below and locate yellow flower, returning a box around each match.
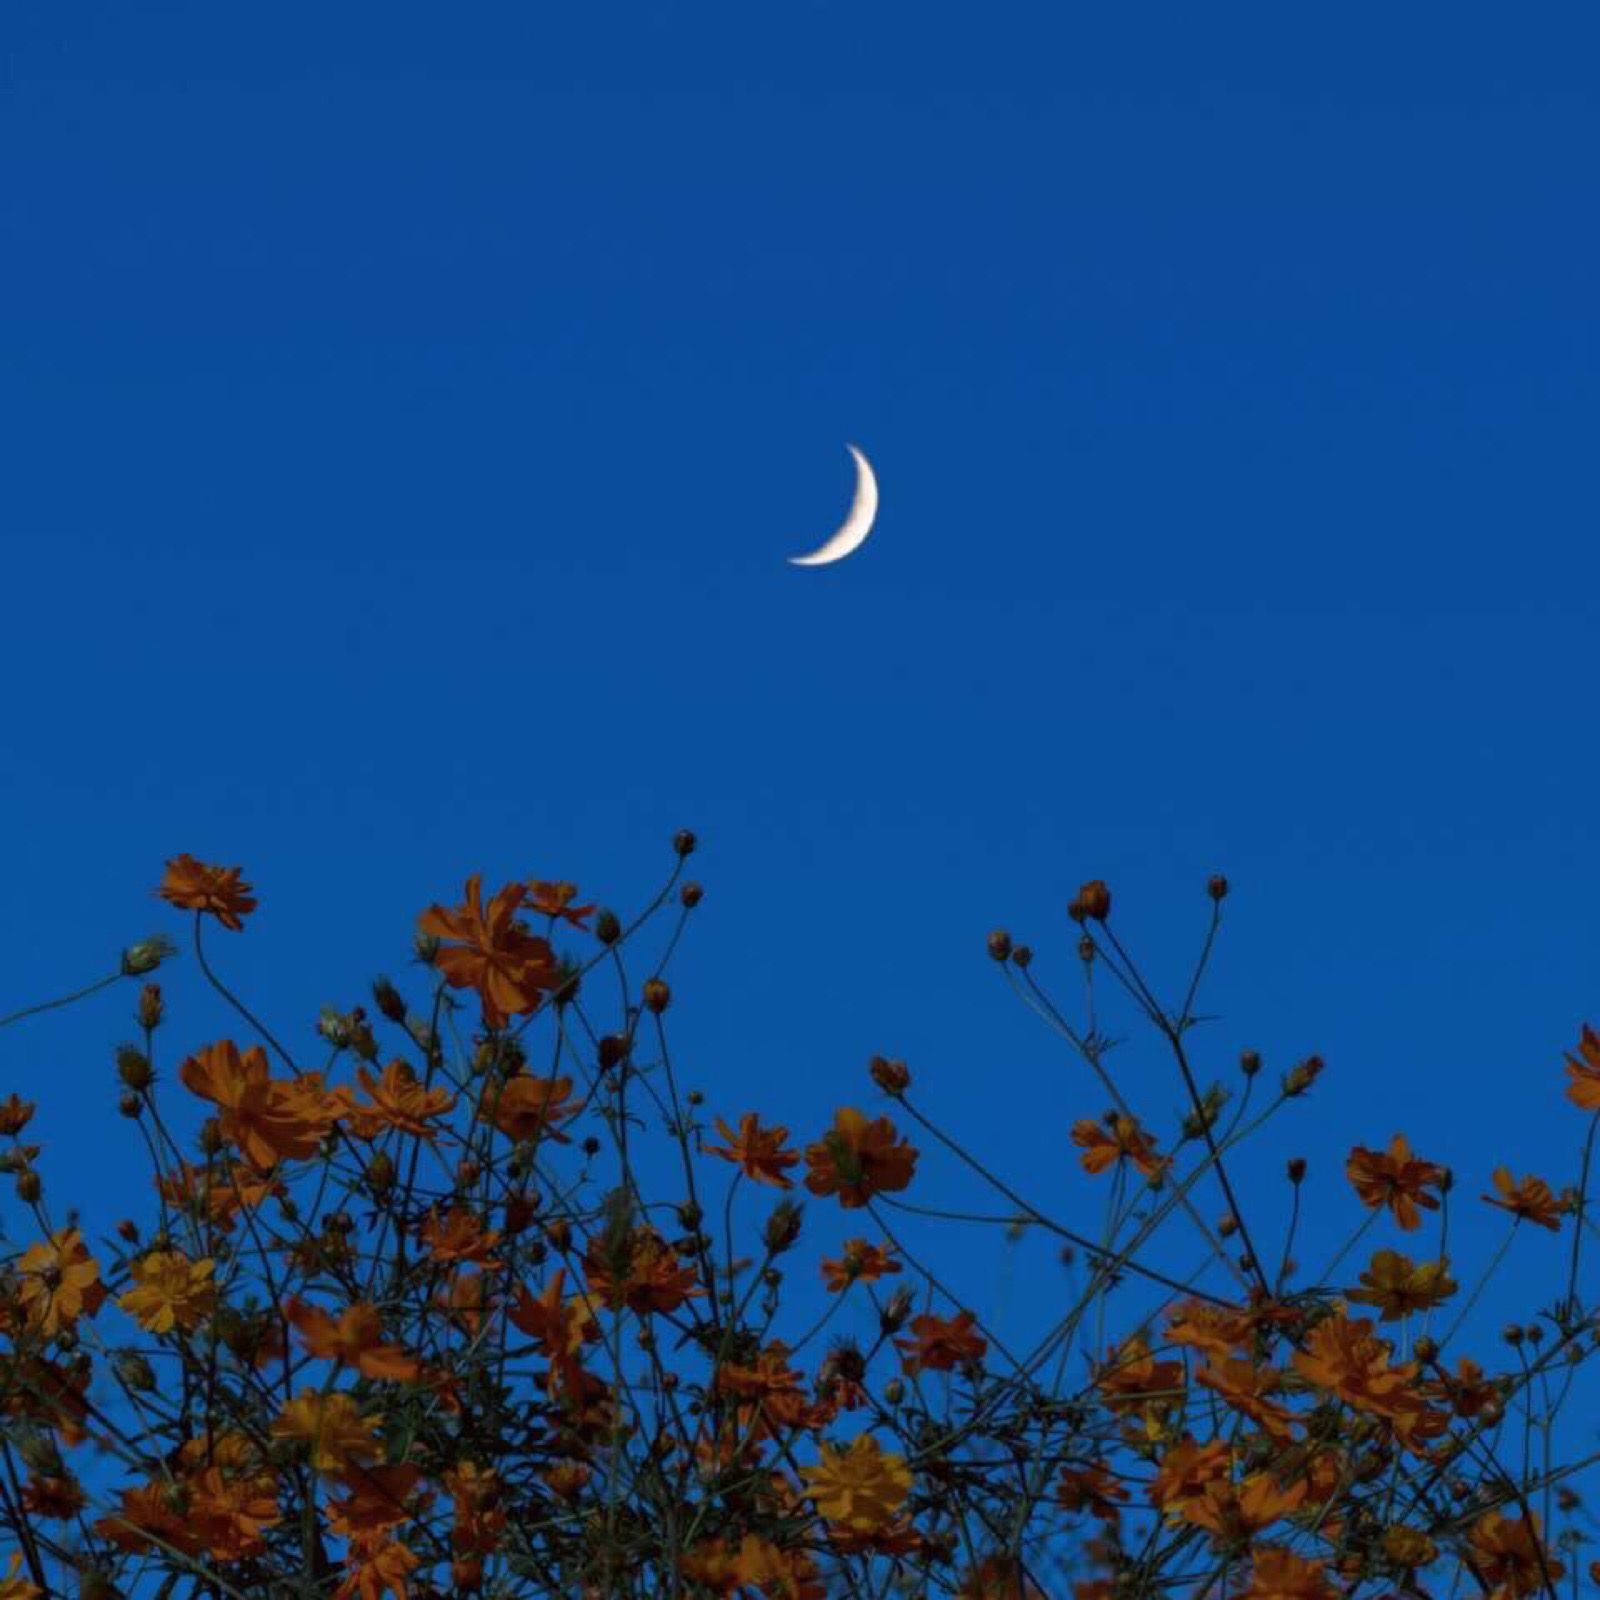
[15,1227,106,1337]
[118,1250,217,1334]
[0,1549,43,1599]
[270,1388,382,1476]
[799,1433,913,1532]
[1346,1249,1457,1321]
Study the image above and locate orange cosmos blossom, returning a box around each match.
[799,1433,913,1532]
[1095,1334,1185,1417]
[179,1040,339,1170]
[802,1108,918,1209]
[1563,1022,1600,1109]
[1346,1248,1457,1320]
[15,1227,107,1337]
[1237,1546,1339,1600]
[1071,1113,1168,1180]
[894,1307,988,1376]
[1344,1133,1446,1231]
[185,1464,281,1563]
[703,1111,801,1189]
[117,1248,217,1335]
[820,1238,902,1293]
[1194,1357,1297,1442]
[0,1551,42,1600]
[523,878,597,929]
[582,1225,704,1316]
[1179,1468,1308,1541]
[284,1296,421,1382]
[1148,1438,1232,1522]
[417,1204,505,1267]
[270,1388,383,1476]
[332,1057,456,1141]
[1467,1508,1566,1599]
[416,872,560,1028]
[1055,1461,1128,1524]
[155,853,258,931]
[333,1538,421,1600]
[1483,1166,1565,1230]
[483,1071,583,1144]
[324,1464,432,1544]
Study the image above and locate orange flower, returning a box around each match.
[704,1111,801,1189]
[179,1041,333,1170]
[717,1340,812,1440]
[802,1108,918,1209]
[324,1464,432,1543]
[1483,1166,1564,1230]
[1194,1357,1297,1441]
[187,1464,281,1562]
[1344,1133,1446,1231]
[1290,1312,1446,1451]
[0,1550,43,1600]
[434,1269,499,1339]
[523,879,597,929]
[799,1433,913,1532]
[95,1480,206,1558]
[118,1248,217,1334]
[1149,1438,1231,1521]
[270,1389,383,1477]
[417,1206,505,1268]
[156,853,258,930]
[820,1238,902,1293]
[333,1538,421,1600]
[582,1226,704,1316]
[1095,1334,1185,1418]
[1564,1022,1600,1110]
[1236,1546,1339,1600]
[1181,1469,1307,1541]
[335,1058,457,1141]
[1072,1113,1168,1180]
[1055,1461,1128,1524]
[1165,1298,1257,1363]
[483,1072,582,1145]
[416,873,559,1028]
[894,1308,987,1376]
[1467,1508,1565,1600]
[285,1297,421,1382]
[15,1227,107,1337]
[1346,1249,1457,1320]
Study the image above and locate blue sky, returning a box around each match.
[4,0,1600,1536]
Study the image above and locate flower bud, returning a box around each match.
[504,1191,537,1234]
[116,1220,139,1244]
[121,935,175,977]
[199,1119,226,1156]
[412,930,442,965]
[1413,1336,1438,1364]
[643,979,671,1014]
[880,1284,915,1334]
[1071,880,1112,922]
[16,1169,41,1204]
[137,984,164,1030]
[673,829,698,857]
[367,1152,396,1193]
[115,1046,154,1092]
[114,1351,156,1392]
[0,1097,36,1136]
[456,1159,480,1188]
[1283,1055,1325,1097]
[884,1378,905,1405]
[680,882,703,909]
[370,976,407,1024]
[869,1056,911,1096]
[1239,1049,1261,1077]
[677,1201,703,1230]
[118,1093,142,1119]
[598,1033,630,1073]
[1217,1213,1237,1238]
[595,909,622,945]
[987,929,1012,962]
[1503,1324,1524,1346]
[1287,1157,1307,1184]
[1078,936,1095,963]
[1207,874,1229,902]
[764,1199,804,1254]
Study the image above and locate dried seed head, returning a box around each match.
[1207,874,1229,902]
[1071,880,1112,922]
[680,882,703,908]
[595,909,622,945]
[1287,1157,1307,1184]
[118,1093,142,1119]
[1239,1049,1261,1077]
[987,929,1013,962]
[643,979,671,1014]
[137,983,164,1030]
[1012,944,1033,969]
[673,829,698,857]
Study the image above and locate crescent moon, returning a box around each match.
[788,444,879,566]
